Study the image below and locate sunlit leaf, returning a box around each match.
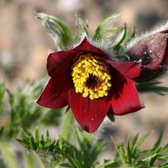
[126,26,137,44]
[37,13,73,50]
[74,14,90,43]
[113,24,127,51]
[93,13,121,41]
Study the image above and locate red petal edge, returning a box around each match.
[69,88,110,133]
[37,76,73,108]
[107,60,141,79]
[111,77,143,115]
[47,51,75,76]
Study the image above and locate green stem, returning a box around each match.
[32,152,46,168]
[60,109,74,141]
[0,142,18,168]
[27,153,35,168]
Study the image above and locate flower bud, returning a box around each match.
[127,27,168,81]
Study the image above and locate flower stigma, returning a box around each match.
[72,54,112,100]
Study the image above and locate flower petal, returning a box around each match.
[47,37,111,76]
[107,60,140,79]
[47,51,75,76]
[69,89,110,133]
[111,73,143,115]
[74,37,109,58]
[37,75,73,108]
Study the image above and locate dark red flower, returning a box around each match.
[37,37,142,133]
[127,29,168,81]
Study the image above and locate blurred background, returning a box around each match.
[1,0,168,152]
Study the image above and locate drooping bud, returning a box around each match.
[127,27,168,81]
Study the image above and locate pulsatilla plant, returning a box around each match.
[36,13,168,133]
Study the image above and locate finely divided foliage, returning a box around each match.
[17,129,168,168]
[0,78,168,167]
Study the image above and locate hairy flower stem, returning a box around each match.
[60,109,74,141]
[26,153,37,168]
[0,142,18,168]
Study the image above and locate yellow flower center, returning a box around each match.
[72,54,112,100]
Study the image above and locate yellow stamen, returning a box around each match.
[72,54,112,100]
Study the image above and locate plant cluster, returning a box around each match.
[0,76,168,167]
[0,12,168,168]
